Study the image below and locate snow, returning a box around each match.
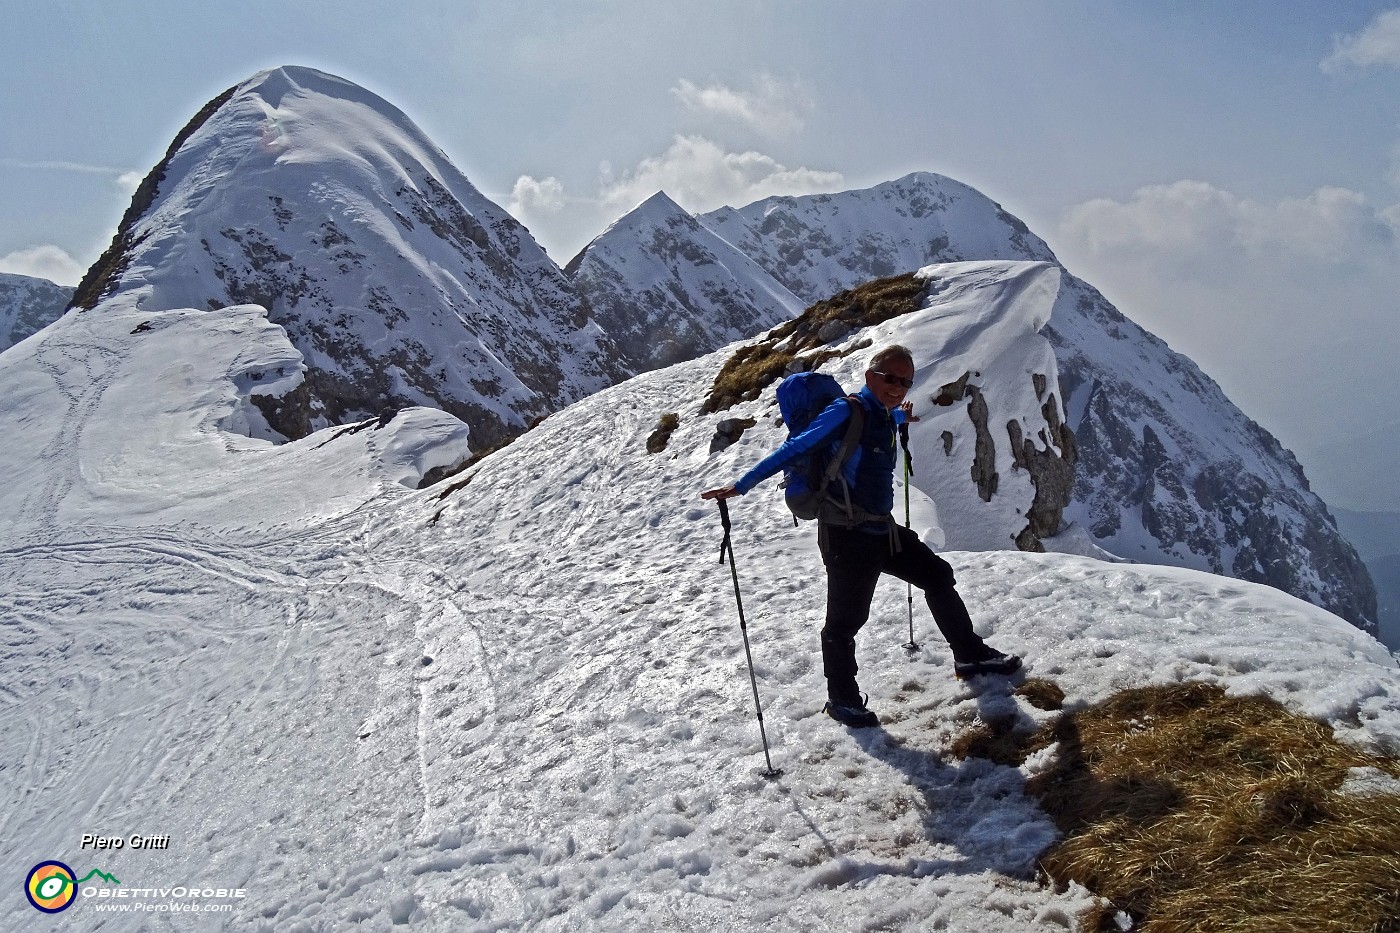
[2,270,1397,931]
[701,172,1059,303]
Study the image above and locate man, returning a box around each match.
[701,344,1021,728]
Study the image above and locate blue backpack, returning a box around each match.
[775,371,865,522]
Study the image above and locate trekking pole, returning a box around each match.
[899,423,920,651]
[716,498,783,779]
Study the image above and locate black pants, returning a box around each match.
[818,522,985,701]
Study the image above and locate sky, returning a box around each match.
[2,0,1398,510]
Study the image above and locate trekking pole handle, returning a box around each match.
[717,498,732,564]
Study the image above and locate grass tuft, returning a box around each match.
[955,681,1400,932]
[702,273,928,414]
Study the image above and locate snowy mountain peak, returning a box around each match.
[70,65,624,449]
[631,189,691,219]
[701,171,1058,304]
[568,188,804,373]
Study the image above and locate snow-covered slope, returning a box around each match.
[70,66,622,449]
[0,291,470,542]
[685,174,1373,631]
[567,191,804,373]
[4,257,1396,931]
[0,272,71,353]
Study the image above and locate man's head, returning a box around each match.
[864,344,915,410]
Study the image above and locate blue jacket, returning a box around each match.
[735,385,904,518]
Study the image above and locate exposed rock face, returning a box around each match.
[1048,274,1376,630]
[71,66,625,449]
[965,385,999,502]
[0,273,73,353]
[1009,382,1079,548]
[567,192,803,373]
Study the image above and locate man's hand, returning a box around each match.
[700,485,739,501]
[900,401,920,423]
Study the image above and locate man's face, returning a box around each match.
[864,357,915,410]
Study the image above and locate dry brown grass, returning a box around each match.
[949,679,1065,765]
[952,681,1400,932]
[702,273,928,414]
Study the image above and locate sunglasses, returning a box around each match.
[871,370,914,389]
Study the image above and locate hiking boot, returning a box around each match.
[953,648,1022,680]
[824,694,879,728]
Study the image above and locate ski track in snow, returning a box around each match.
[3,281,1397,931]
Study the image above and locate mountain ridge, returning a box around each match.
[61,65,1376,632]
[634,172,1374,629]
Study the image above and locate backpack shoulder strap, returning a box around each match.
[819,396,865,488]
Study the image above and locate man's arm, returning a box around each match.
[700,397,852,500]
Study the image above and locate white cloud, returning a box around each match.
[509,175,567,215]
[671,75,811,136]
[0,245,86,286]
[1,157,141,183]
[0,157,121,174]
[1060,180,1239,260]
[1321,8,1400,73]
[600,135,842,214]
[1383,202,1400,234]
[1055,179,1400,481]
[116,171,143,194]
[1059,180,1397,267]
